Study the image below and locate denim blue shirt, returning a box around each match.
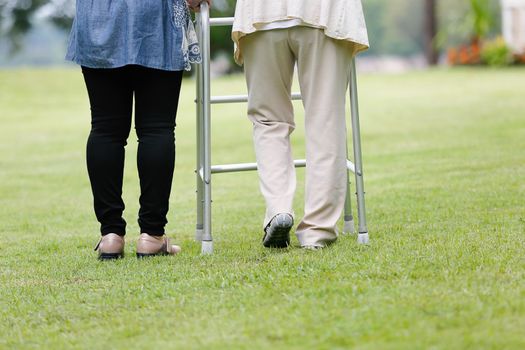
[66,0,199,71]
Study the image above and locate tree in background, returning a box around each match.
[437,0,501,47]
[424,0,439,65]
[362,0,425,57]
[441,0,506,65]
[470,0,495,42]
[0,0,73,52]
[209,0,235,59]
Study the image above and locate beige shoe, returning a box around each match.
[94,233,125,260]
[136,233,181,258]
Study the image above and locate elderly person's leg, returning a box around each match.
[293,27,354,248]
[241,31,296,231]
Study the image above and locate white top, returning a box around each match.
[232,0,369,64]
[256,18,307,31]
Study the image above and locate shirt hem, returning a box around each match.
[232,23,369,65]
[65,56,185,72]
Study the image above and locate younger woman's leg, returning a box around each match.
[82,66,133,235]
[132,66,183,235]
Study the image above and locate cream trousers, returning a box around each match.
[241,27,354,247]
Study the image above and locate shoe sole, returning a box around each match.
[136,252,168,258]
[263,215,293,248]
[98,252,124,260]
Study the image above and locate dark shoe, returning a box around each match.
[262,213,293,248]
[136,233,181,258]
[94,233,125,260]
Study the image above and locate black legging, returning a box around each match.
[82,65,183,236]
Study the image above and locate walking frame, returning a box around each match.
[194,3,369,254]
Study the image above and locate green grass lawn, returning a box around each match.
[0,66,524,349]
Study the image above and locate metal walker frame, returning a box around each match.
[194,4,369,254]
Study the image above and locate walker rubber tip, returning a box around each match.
[195,229,204,241]
[343,220,356,235]
[357,233,369,245]
[201,240,213,255]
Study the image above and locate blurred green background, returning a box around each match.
[1,0,521,69]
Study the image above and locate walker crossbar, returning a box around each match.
[194,3,369,254]
[207,92,302,104]
[209,160,356,175]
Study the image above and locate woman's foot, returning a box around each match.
[94,233,125,260]
[136,233,181,258]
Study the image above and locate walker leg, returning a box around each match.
[349,58,369,244]
[343,171,356,235]
[343,150,355,235]
[199,3,213,254]
[195,26,204,242]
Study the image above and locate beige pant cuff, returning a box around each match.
[295,229,338,247]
